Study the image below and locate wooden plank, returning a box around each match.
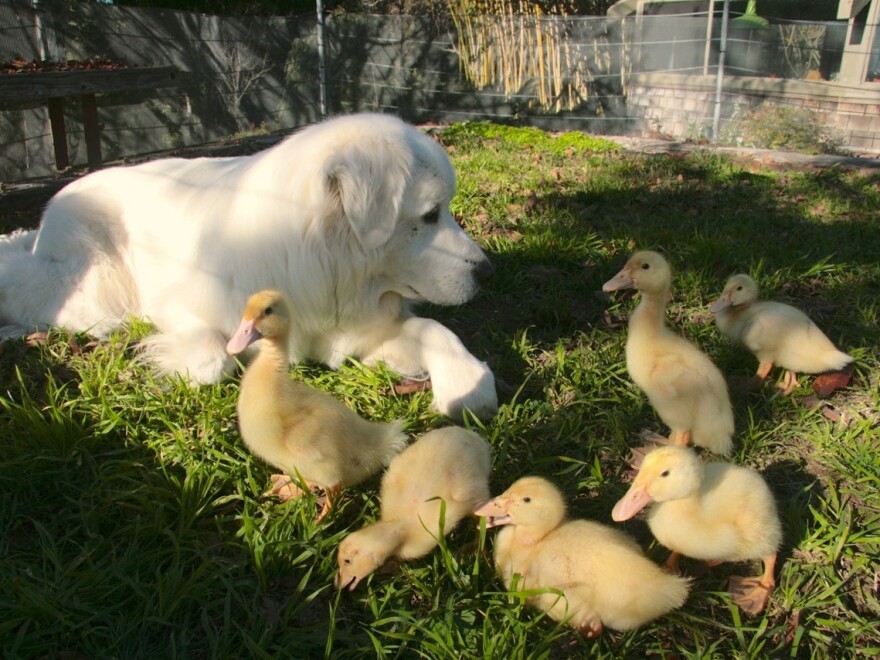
[0,66,179,103]
[46,96,69,170]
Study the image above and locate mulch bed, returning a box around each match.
[0,57,130,74]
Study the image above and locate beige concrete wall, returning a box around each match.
[628,73,880,152]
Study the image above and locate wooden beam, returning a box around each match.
[0,66,179,103]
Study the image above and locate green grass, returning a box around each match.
[2,123,879,658]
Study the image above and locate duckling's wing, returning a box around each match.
[739,302,808,354]
[277,385,348,455]
[648,343,720,400]
[531,585,602,636]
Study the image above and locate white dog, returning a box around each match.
[0,113,497,419]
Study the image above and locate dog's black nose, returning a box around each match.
[473,258,494,282]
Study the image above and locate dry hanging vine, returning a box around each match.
[449,0,593,112]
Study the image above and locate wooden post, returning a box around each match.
[46,96,69,170]
[80,93,102,168]
[0,66,178,173]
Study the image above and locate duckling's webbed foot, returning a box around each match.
[779,370,800,395]
[264,474,308,501]
[627,445,654,471]
[314,484,342,522]
[637,429,671,445]
[663,550,683,573]
[668,430,692,447]
[729,552,776,616]
[755,361,774,381]
[727,576,773,616]
[574,615,603,639]
[628,430,673,469]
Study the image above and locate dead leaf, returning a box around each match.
[25,331,48,347]
[812,370,853,397]
[799,395,853,424]
[525,191,539,212]
[393,378,432,395]
[785,609,801,645]
[602,309,626,328]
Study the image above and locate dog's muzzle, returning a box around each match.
[473,258,494,283]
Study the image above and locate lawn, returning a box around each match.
[1,122,878,658]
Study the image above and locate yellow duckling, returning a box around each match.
[334,426,492,590]
[612,445,782,616]
[227,289,407,521]
[603,251,734,456]
[709,273,853,394]
[475,476,690,637]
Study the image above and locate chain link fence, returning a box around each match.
[0,0,877,182]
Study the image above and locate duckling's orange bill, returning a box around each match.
[602,269,634,292]
[611,483,653,522]
[707,295,732,314]
[226,318,261,354]
[333,571,360,591]
[473,497,512,528]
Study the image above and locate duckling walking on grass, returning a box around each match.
[603,251,734,458]
[612,445,782,616]
[475,476,690,637]
[227,289,408,521]
[709,273,853,395]
[334,426,492,590]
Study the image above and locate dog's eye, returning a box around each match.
[422,207,440,225]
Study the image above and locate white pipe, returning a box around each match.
[711,0,730,143]
[316,0,328,118]
[34,0,47,61]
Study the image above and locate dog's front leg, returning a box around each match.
[365,316,497,422]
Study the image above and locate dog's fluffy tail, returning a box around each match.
[0,229,48,336]
[0,227,138,338]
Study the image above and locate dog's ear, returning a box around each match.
[322,142,407,250]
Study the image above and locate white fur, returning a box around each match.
[0,113,497,419]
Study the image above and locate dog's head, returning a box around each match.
[315,114,493,306]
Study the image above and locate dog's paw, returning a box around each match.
[430,357,498,421]
[138,329,236,385]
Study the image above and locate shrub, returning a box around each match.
[725,104,845,154]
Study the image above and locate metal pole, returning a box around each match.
[711,0,730,143]
[315,0,328,118]
[33,0,47,61]
[703,0,715,75]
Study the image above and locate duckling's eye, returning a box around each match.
[264,306,274,316]
[343,558,351,565]
[641,263,650,270]
[736,286,743,291]
[522,496,532,503]
[660,470,670,477]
